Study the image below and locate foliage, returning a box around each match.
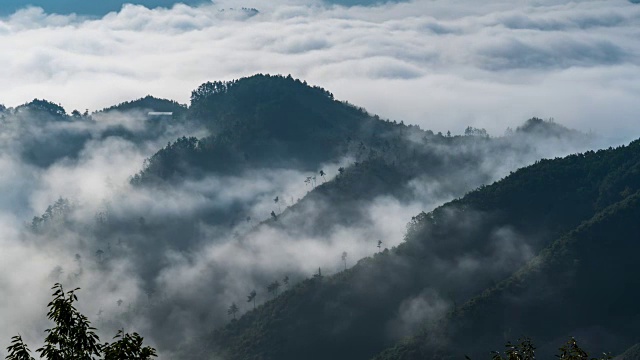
[464,126,488,137]
[489,337,536,360]
[477,337,610,360]
[36,284,101,359]
[556,338,611,360]
[228,303,240,319]
[5,284,157,360]
[5,336,34,360]
[102,331,157,360]
[31,198,73,232]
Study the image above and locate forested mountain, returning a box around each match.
[132,75,587,185]
[0,96,192,167]
[131,74,412,183]
[8,74,617,359]
[205,139,640,360]
[99,95,187,116]
[126,74,591,236]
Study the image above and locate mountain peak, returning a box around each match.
[16,98,67,117]
[100,95,187,115]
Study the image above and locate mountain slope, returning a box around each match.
[205,139,640,360]
[16,75,603,358]
[375,189,640,360]
[132,74,411,182]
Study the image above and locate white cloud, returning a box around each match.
[0,0,638,143]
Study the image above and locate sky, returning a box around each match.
[0,0,385,16]
[0,0,639,143]
[0,0,208,16]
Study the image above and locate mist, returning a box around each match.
[0,92,611,358]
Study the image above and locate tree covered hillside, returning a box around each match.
[206,139,640,360]
[13,74,602,359]
[131,74,416,183]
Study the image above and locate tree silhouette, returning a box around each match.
[338,167,345,176]
[5,335,34,360]
[313,267,323,280]
[227,303,239,319]
[319,170,326,182]
[283,275,289,288]
[377,240,382,252]
[267,281,281,298]
[36,284,102,360]
[247,290,257,309]
[274,196,280,213]
[484,337,611,360]
[5,283,156,360]
[270,211,278,221]
[341,251,348,270]
[102,330,157,360]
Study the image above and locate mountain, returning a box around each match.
[205,139,640,360]
[129,75,591,233]
[99,95,187,116]
[376,190,640,360]
[0,95,193,167]
[133,75,589,187]
[131,74,416,183]
[16,74,601,358]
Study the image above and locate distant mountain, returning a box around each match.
[515,117,584,138]
[99,95,186,115]
[0,96,190,167]
[128,75,593,238]
[205,139,640,360]
[132,74,589,185]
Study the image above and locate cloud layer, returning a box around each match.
[0,0,638,143]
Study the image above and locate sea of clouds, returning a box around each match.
[0,0,638,142]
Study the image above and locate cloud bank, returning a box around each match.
[0,0,638,143]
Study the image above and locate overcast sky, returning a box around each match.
[0,0,639,143]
